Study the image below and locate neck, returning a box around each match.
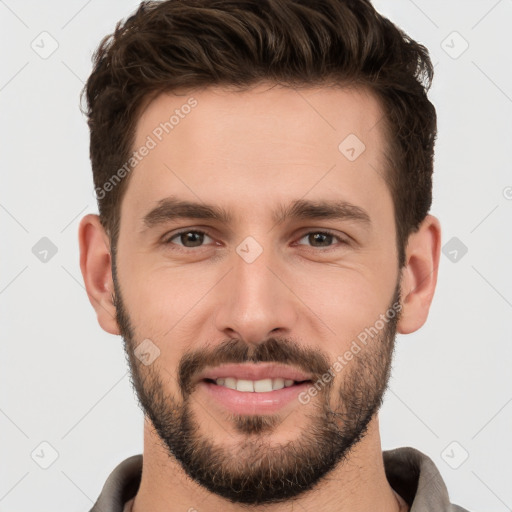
[131,415,405,512]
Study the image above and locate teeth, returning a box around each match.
[273,378,284,390]
[214,377,297,392]
[254,379,272,392]
[237,379,254,392]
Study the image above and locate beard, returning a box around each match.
[112,266,401,505]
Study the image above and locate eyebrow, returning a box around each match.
[142,196,371,230]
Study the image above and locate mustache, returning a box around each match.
[178,337,332,396]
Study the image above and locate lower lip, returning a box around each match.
[198,380,312,415]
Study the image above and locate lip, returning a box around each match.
[196,363,313,383]
[198,379,312,415]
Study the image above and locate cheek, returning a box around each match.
[290,264,397,353]
[118,259,216,339]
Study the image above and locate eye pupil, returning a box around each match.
[310,233,332,247]
[182,231,203,247]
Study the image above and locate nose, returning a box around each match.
[213,242,299,346]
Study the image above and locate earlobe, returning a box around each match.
[397,215,441,335]
[78,214,120,335]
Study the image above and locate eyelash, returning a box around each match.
[163,229,349,252]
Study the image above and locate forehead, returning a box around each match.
[134,82,387,153]
[122,83,390,226]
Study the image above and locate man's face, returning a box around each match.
[112,84,401,504]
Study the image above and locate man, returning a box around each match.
[78,0,469,510]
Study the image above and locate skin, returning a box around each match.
[79,83,441,512]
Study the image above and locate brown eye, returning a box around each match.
[296,231,345,249]
[166,230,213,248]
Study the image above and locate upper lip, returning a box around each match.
[197,363,313,383]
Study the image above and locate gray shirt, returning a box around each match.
[89,447,470,511]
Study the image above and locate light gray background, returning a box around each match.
[1,0,511,510]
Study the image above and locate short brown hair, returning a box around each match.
[82,0,436,266]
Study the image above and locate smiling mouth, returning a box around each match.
[203,377,312,393]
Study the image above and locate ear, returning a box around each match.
[78,214,120,335]
[397,214,441,335]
